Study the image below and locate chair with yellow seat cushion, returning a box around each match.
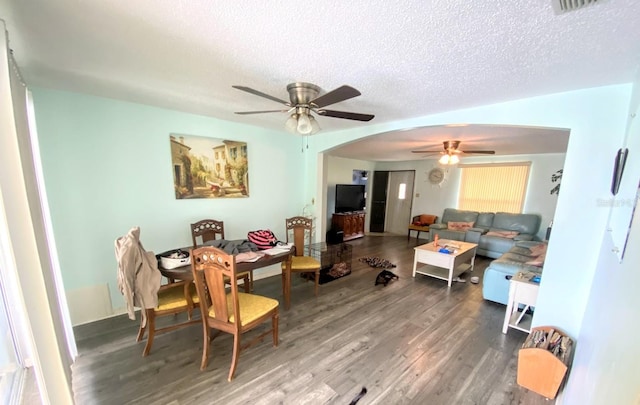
[190,219,252,292]
[280,216,322,297]
[191,246,279,381]
[136,280,201,356]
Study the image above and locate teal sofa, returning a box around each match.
[482,241,546,305]
[429,208,541,259]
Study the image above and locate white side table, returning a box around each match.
[502,272,540,334]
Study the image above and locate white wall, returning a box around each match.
[1,28,74,404]
[322,156,376,236]
[560,77,640,404]
[376,153,566,240]
[563,201,640,404]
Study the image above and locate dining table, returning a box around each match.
[158,246,295,310]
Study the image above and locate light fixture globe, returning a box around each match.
[439,154,450,165]
[450,154,460,164]
[309,115,321,135]
[297,112,312,134]
[285,114,299,133]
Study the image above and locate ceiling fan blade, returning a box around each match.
[232,85,290,105]
[411,150,442,153]
[234,109,289,115]
[310,85,361,108]
[461,150,496,154]
[318,109,374,122]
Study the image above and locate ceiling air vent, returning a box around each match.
[552,0,599,14]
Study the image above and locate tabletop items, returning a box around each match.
[158,249,191,269]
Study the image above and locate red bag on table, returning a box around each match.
[247,229,278,250]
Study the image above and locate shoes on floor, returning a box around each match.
[470,276,479,284]
[453,276,466,283]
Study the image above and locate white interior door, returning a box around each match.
[385,171,415,235]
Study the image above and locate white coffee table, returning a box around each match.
[412,240,477,287]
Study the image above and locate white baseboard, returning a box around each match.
[72,264,283,326]
[66,284,113,326]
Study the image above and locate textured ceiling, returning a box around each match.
[1,0,638,160]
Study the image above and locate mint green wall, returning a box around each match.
[31,88,306,313]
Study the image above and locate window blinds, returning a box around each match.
[458,163,531,213]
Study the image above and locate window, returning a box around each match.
[398,183,406,200]
[458,162,531,213]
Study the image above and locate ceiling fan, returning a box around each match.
[412,140,495,164]
[232,82,374,135]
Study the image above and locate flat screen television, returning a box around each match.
[335,184,366,213]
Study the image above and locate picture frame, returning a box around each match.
[169,134,249,199]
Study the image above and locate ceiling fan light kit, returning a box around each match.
[413,140,496,164]
[284,109,320,135]
[439,154,460,165]
[233,82,374,135]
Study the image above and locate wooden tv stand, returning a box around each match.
[332,212,365,241]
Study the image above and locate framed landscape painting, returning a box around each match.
[169,134,249,199]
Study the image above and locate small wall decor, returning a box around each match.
[427,166,446,187]
[169,134,249,199]
[550,169,563,195]
[611,148,628,195]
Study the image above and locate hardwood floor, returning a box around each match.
[72,236,551,404]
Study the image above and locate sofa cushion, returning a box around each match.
[513,234,534,241]
[478,235,518,256]
[430,229,466,242]
[529,243,547,256]
[509,246,537,257]
[492,212,541,235]
[486,229,519,238]
[440,208,479,225]
[525,253,546,267]
[489,252,543,273]
[448,221,474,231]
[515,240,546,249]
[476,212,495,228]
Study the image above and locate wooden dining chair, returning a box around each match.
[191,246,279,381]
[115,227,201,357]
[136,280,201,356]
[281,216,322,297]
[190,219,225,246]
[190,219,252,292]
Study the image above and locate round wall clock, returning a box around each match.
[428,167,446,186]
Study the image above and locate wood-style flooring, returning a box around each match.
[72,235,551,405]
